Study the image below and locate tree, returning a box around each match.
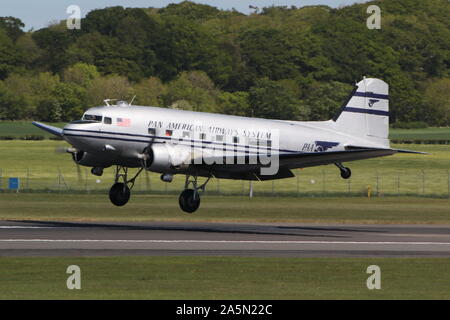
[163,71,218,112]
[423,78,450,126]
[67,32,150,81]
[0,17,25,42]
[63,63,100,88]
[239,28,302,82]
[0,81,27,119]
[159,1,220,21]
[249,78,308,120]
[86,75,132,106]
[32,27,73,73]
[131,77,166,107]
[301,81,353,121]
[217,91,250,116]
[0,30,22,80]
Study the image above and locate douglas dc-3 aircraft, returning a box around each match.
[33,78,422,213]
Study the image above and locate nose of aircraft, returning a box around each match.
[62,121,100,152]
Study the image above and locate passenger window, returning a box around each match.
[233,136,239,144]
[165,130,173,137]
[200,133,207,140]
[104,117,112,125]
[148,128,156,135]
[216,135,224,142]
[249,138,258,146]
[182,131,190,138]
[259,140,272,147]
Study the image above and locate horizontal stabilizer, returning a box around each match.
[393,148,430,155]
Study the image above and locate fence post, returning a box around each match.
[58,168,61,193]
[85,168,88,193]
[347,178,351,194]
[26,168,29,191]
[146,171,151,192]
[422,170,425,194]
[376,170,379,196]
[322,170,325,194]
[249,181,253,198]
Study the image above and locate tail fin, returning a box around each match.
[334,78,389,147]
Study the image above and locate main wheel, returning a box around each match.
[179,189,200,213]
[109,183,130,206]
[340,167,352,179]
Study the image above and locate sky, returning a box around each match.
[1,0,368,31]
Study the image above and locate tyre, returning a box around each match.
[109,183,131,206]
[178,189,200,213]
[340,167,352,179]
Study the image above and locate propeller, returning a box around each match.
[54,146,83,183]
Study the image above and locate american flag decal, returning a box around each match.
[117,118,131,127]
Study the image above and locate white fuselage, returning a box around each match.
[62,104,391,172]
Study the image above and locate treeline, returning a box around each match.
[0,0,448,125]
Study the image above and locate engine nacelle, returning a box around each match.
[144,143,191,173]
[72,151,109,167]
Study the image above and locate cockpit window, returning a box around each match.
[83,114,102,122]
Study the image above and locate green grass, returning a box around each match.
[0,193,449,224]
[390,127,450,141]
[0,121,65,138]
[1,141,449,196]
[0,257,449,299]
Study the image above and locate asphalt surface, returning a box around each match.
[0,220,449,257]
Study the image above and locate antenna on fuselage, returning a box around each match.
[129,95,136,106]
[104,99,117,106]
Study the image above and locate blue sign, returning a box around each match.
[8,177,20,190]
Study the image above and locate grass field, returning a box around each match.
[390,127,450,141]
[1,140,449,196]
[0,193,449,224]
[0,121,65,138]
[0,257,448,299]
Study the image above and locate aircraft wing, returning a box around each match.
[193,147,407,181]
[278,147,397,169]
[32,121,63,137]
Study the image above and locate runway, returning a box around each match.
[0,220,449,257]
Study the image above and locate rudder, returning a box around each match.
[334,78,389,147]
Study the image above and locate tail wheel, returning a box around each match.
[340,167,352,179]
[179,189,201,213]
[109,183,131,206]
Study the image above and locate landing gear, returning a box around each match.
[178,175,210,213]
[108,166,143,207]
[335,162,351,179]
[179,189,200,213]
[109,183,130,206]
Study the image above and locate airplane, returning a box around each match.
[33,77,423,213]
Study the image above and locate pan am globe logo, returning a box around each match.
[368,99,380,108]
[314,141,339,152]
